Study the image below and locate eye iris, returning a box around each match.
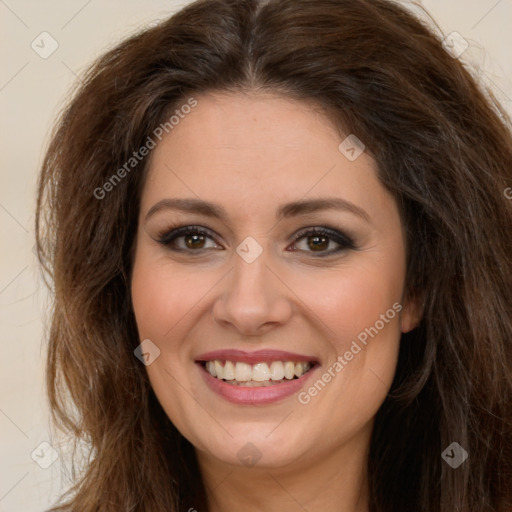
[185,233,206,249]
[308,234,329,251]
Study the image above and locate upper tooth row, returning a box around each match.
[205,360,311,381]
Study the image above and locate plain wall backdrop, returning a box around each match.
[1,0,511,510]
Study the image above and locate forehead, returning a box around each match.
[141,91,391,225]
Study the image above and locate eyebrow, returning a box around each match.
[145,197,371,223]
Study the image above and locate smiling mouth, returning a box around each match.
[200,360,315,387]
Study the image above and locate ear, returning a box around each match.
[400,291,423,333]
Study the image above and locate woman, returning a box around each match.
[35,0,512,510]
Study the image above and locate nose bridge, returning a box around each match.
[233,239,270,291]
[212,237,293,334]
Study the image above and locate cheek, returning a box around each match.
[295,252,405,410]
[130,250,208,344]
[293,257,405,347]
[130,251,200,434]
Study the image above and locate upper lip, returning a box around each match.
[195,349,319,365]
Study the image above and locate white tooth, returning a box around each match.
[269,361,285,380]
[224,361,236,380]
[235,362,252,381]
[284,361,295,379]
[252,362,270,381]
[294,362,304,377]
[214,360,223,379]
[295,362,311,377]
[206,361,216,377]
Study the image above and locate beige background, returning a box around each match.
[1,1,511,510]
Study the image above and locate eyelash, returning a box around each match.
[155,224,356,257]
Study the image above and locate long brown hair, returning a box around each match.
[35,0,512,510]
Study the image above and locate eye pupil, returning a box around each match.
[185,234,206,249]
[308,235,329,251]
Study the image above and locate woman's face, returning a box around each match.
[131,91,419,472]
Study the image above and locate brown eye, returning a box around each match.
[289,227,355,256]
[157,225,355,257]
[183,233,207,249]
[157,226,222,252]
[305,234,330,251]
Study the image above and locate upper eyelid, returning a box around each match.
[157,224,355,249]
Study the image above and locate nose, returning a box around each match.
[211,245,293,338]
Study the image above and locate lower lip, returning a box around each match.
[197,363,318,405]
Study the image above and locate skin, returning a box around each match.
[131,91,421,512]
